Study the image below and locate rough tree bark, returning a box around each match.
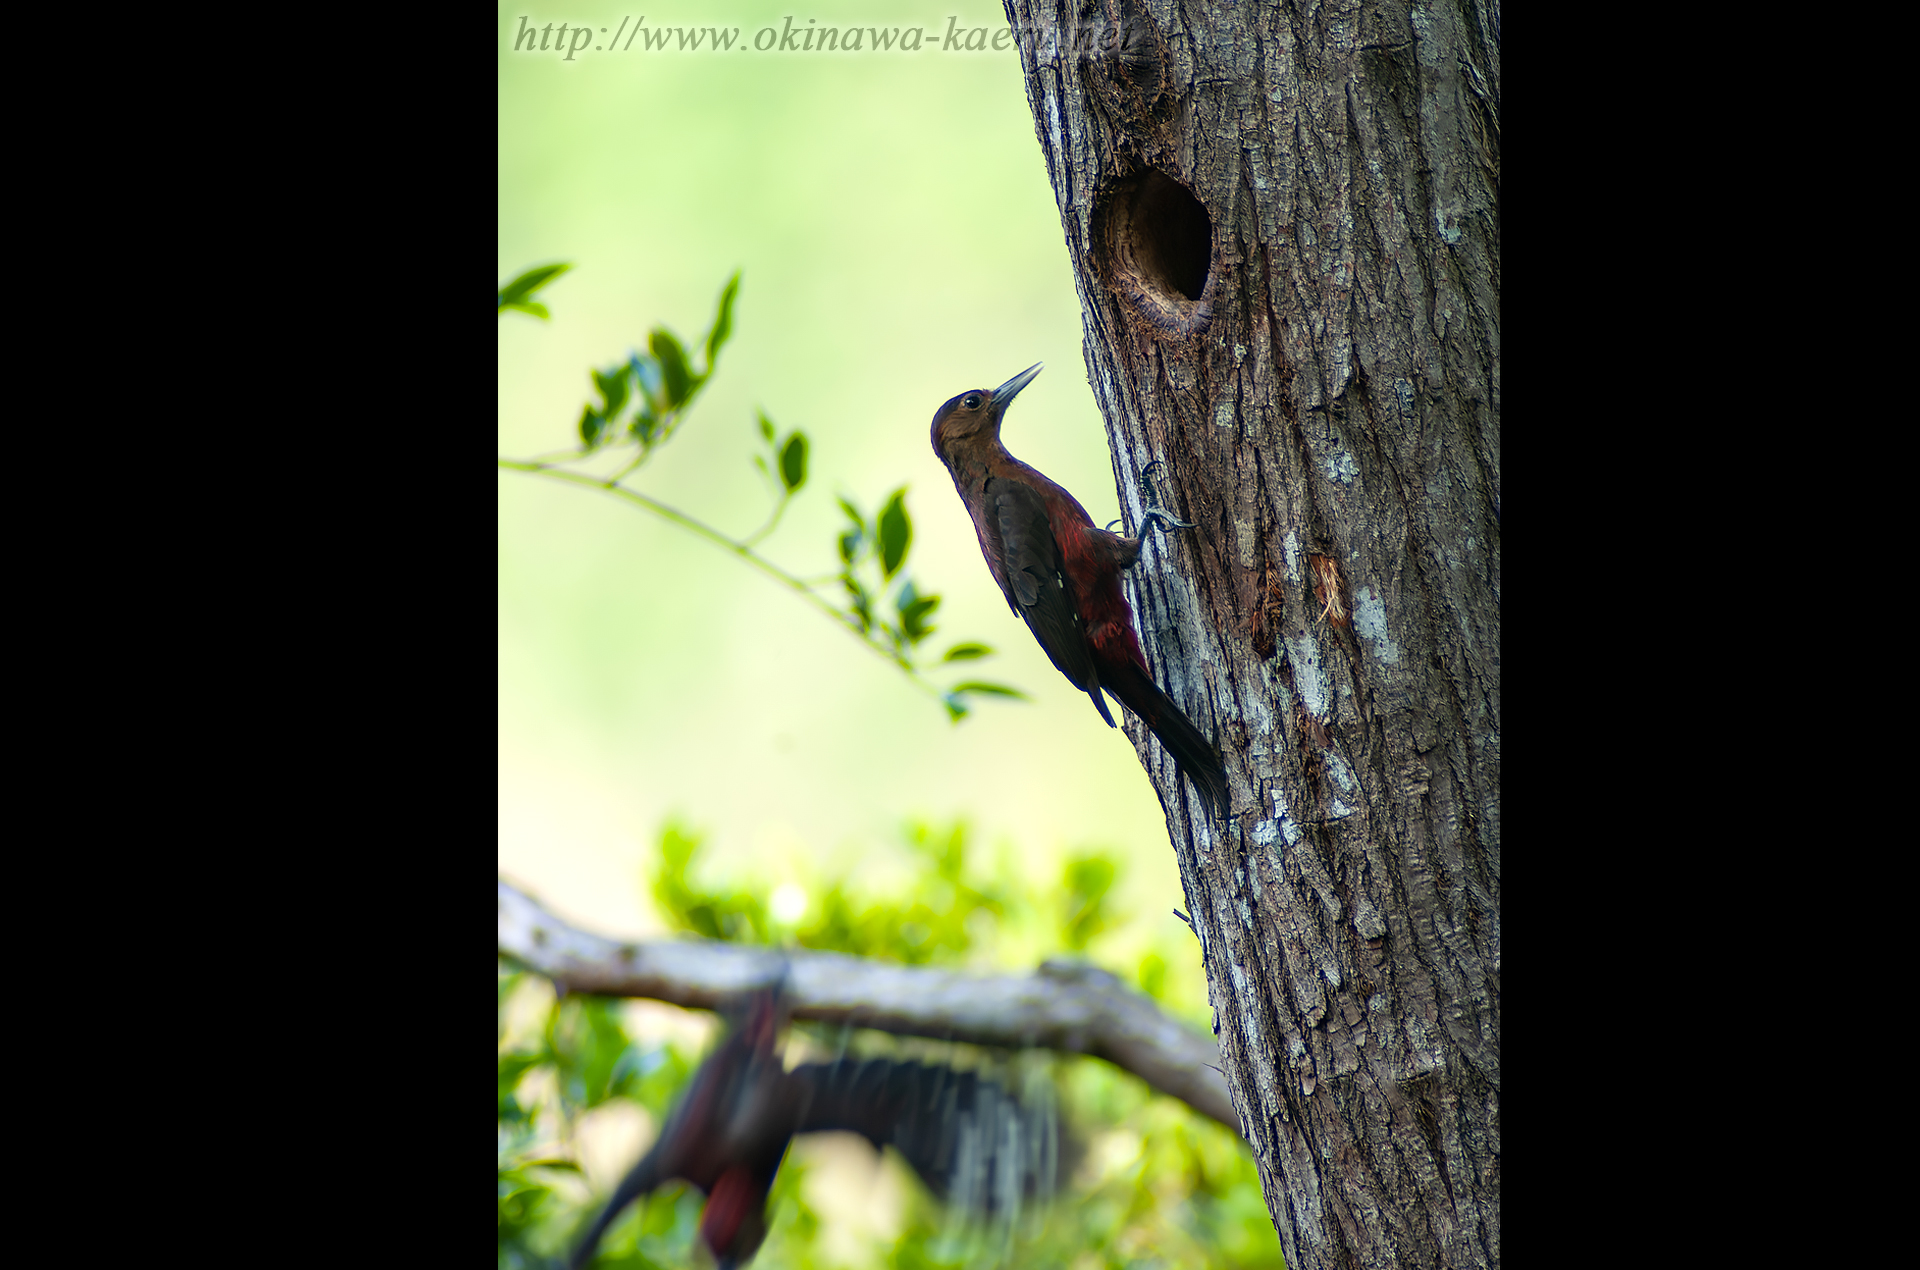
[1001,2,1499,1267]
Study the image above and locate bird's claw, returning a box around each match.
[1139,460,1193,534]
[1142,506,1195,533]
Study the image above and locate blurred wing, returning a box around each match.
[568,1142,668,1270]
[791,1058,1059,1218]
[571,988,791,1269]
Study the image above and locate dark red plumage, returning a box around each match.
[568,990,1056,1269]
[930,364,1228,815]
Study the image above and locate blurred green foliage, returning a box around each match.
[500,822,1284,1269]
[574,273,736,456]
[498,262,571,319]
[1059,855,1119,953]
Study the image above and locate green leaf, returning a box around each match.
[757,410,775,443]
[899,598,939,643]
[942,693,971,722]
[778,432,809,492]
[628,353,664,404]
[497,1166,556,1237]
[895,582,940,644]
[650,329,693,407]
[580,405,607,449]
[630,401,660,444]
[553,996,639,1110]
[498,1051,546,1124]
[837,499,866,565]
[516,1157,581,1174]
[592,365,630,419]
[705,272,740,369]
[949,681,1028,700]
[498,262,571,315]
[941,643,992,662]
[877,488,911,579]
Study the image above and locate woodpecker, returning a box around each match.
[568,990,1057,1269]
[930,363,1228,814]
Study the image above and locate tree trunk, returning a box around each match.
[1002,2,1499,1267]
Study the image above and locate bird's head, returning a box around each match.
[930,362,1043,461]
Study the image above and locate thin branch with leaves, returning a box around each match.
[497,264,1023,720]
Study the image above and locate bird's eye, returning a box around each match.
[963,393,983,410]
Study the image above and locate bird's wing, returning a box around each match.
[570,993,789,1269]
[791,1057,1059,1217]
[568,1141,668,1269]
[988,477,1102,698]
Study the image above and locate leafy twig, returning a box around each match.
[497,265,1025,721]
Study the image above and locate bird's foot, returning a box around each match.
[1141,505,1194,533]
[1139,461,1193,533]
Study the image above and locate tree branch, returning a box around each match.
[498,878,1237,1132]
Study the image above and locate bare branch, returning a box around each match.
[498,878,1237,1132]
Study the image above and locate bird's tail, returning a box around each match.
[1101,662,1229,815]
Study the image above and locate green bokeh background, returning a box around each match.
[497,2,1196,993]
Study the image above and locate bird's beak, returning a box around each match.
[992,362,1044,412]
